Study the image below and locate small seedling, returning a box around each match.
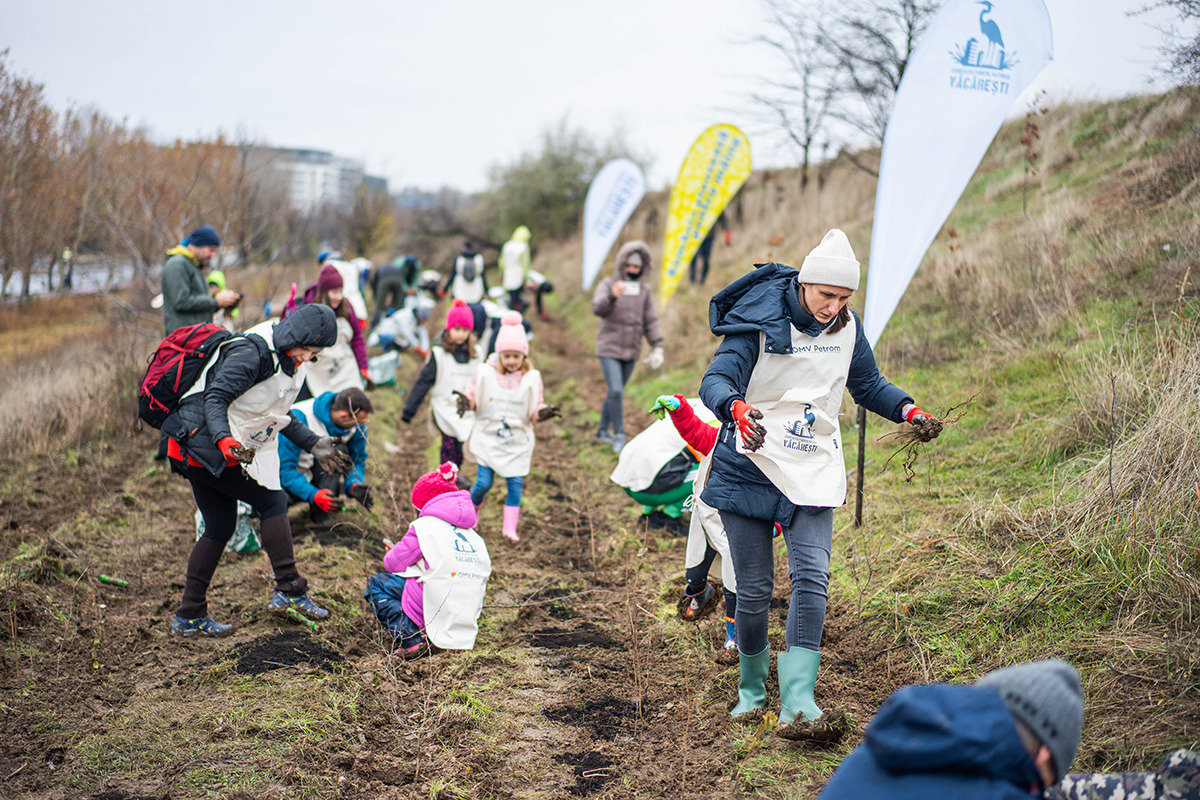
[98,574,128,587]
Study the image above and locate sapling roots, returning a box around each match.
[880,396,974,482]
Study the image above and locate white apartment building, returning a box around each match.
[272,148,366,213]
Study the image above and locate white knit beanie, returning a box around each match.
[798,229,860,291]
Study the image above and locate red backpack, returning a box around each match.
[137,323,236,429]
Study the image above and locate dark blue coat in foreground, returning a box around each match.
[819,683,1045,800]
[698,263,911,525]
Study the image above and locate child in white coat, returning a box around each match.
[457,311,559,541]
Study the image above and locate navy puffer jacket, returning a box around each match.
[698,263,910,525]
[165,304,338,477]
[818,684,1045,800]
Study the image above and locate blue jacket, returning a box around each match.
[819,684,1045,800]
[278,391,368,501]
[698,263,911,524]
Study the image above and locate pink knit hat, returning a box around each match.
[316,263,343,293]
[493,311,528,355]
[445,298,474,331]
[411,462,460,510]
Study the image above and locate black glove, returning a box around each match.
[453,390,471,418]
[311,436,352,476]
[349,483,374,510]
[536,405,562,422]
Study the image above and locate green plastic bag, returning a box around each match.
[194,501,261,553]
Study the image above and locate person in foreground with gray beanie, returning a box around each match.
[699,229,941,739]
[818,658,1086,799]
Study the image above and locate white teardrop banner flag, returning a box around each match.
[582,158,646,289]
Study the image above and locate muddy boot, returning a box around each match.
[731,646,770,720]
[502,505,520,542]
[776,646,849,742]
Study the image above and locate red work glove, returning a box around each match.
[437,289,446,299]
[723,230,732,246]
[904,405,935,424]
[313,489,343,513]
[731,400,766,451]
[218,436,242,463]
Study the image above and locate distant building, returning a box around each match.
[269,148,386,213]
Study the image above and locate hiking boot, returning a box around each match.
[612,433,627,454]
[393,639,429,660]
[268,590,330,620]
[172,614,233,637]
[594,430,613,445]
[682,583,717,620]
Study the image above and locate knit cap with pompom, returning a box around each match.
[493,310,528,355]
[411,462,460,510]
[445,298,474,331]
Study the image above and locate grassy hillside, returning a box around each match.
[1,89,1198,799]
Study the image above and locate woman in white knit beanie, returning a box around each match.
[698,229,941,739]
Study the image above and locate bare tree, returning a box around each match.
[1136,0,1200,86]
[819,0,939,174]
[749,0,839,188]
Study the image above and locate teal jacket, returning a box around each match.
[161,248,217,333]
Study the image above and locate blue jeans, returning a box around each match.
[597,356,635,437]
[364,573,424,648]
[719,507,833,655]
[470,465,524,506]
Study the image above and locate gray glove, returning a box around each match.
[310,436,352,476]
[453,390,471,418]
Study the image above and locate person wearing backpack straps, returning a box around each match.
[162,303,352,636]
[442,239,487,304]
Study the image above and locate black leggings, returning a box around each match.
[184,461,288,544]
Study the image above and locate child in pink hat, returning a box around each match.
[401,299,480,467]
[365,462,491,656]
[456,311,560,541]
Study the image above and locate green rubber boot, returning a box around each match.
[731,646,771,718]
[778,646,823,725]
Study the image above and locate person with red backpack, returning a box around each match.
[161,303,351,636]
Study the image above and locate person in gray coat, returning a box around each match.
[591,240,665,453]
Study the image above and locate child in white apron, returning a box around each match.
[401,299,479,467]
[367,462,490,656]
[459,311,560,542]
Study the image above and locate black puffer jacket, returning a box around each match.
[166,304,339,477]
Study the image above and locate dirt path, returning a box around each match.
[0,314,920,800]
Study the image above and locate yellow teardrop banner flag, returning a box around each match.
[660,124,752,302]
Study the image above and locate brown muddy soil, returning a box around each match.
[1,312,1193,800]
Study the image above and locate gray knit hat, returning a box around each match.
[977,659,1084,780]
[798,229,860,291]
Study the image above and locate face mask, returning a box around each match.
[625,268,642,280]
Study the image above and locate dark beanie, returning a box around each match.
[316,263,344,293]
[188,225,221,248]
[977,659,1083,780]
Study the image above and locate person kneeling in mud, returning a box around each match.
[647,394,743,655]
[279,387,374,525]
[164,304,352,636]
[365,463,492,657]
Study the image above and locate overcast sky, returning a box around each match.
[1,0,1183,192]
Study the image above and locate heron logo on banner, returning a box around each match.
[949,1,1018,94]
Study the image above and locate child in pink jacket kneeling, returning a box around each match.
[365,462,492,656]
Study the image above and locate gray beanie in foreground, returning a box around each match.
[977,658,1084,780]
[797,228,860,291]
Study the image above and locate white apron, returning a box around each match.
[452,254,486,304]
[468,365,539,477]
[184,319,305,490]
[735,318,856,507]
[290,397,329,483]
[609,398,716,492]
[304,315,362,396]
[399,516,492,650]
[684,451,737,592]
[501,240,529,291]
[430,346,479,442]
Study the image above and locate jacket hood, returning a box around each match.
[274,303,338,352]
[312,391,353,436]
[709,261,834,348]
[613,241,653,281]
[864,684,1042,789]
[165,245,200,266]
[207,269,226,290]
[511,226,531,243]
[418,489,478,528]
